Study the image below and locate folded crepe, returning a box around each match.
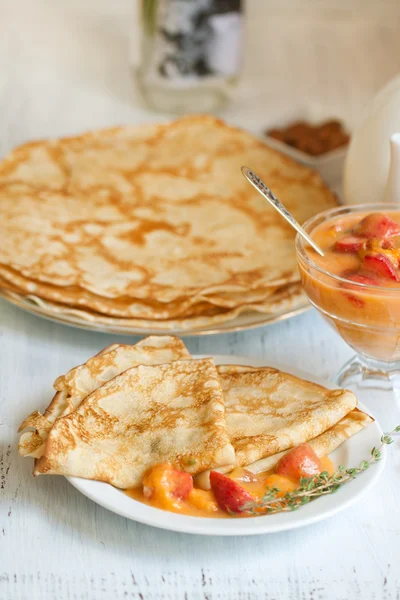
[217,365,357,465]
[33,358,236,488]
[18,335,191,458]
[194,408,373,489]
[246,408,373,474]
[193,364,359,488]
[18,338,372,492]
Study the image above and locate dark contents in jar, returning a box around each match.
[266,119,350,156]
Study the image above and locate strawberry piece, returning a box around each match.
[210,471,253,513]
[275,443,322,480]
[341,273,378,308]
[362,252,399,281]
[342,291,364,308]
[354,213,400,239]
[345,273,379,286]
[334,235,365,253]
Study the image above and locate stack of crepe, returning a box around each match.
[18,336,373,489]
[0,116,337,332]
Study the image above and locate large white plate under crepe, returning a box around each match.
[66,356,385,535]
[0,288,309,336]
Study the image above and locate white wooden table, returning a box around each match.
[1,1,400,598]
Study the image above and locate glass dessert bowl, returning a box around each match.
[296,203,400,430]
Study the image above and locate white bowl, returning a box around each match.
[263,134,347,192]
[260,107,350,196]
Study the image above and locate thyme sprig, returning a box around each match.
[240,425,400,516]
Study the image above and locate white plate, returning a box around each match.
[67,355,386,536]
[0,288,309,337]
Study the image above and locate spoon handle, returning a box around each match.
[241,166,325,257]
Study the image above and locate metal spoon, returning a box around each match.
[241,166,325,257]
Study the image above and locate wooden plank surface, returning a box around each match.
[1,1,400,598]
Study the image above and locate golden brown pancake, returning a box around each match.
[0,116,337,314]
[3,279,306,331]
[216,365,358,465]
[18,338,372,492]
[246,408,373,474]
[18,336,191,458]
[195,408,373,489]
[0,263,280,319]
[33,359,235,488]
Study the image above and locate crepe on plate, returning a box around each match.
[245,408,373,475]
[0,116,337,328]
[34,358,235,488]
[217,364,357,465]
[194,408,372,489]
[18,335,191,458]
[193,364,359,488]
[19,337,372,492]
[2,279,306,331]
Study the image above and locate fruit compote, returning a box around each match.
[297,210,400,362]
[125,446,334,518]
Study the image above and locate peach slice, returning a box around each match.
[264,474,298,498]
[275,443,322,480]
[188,489,219,513]
[143,463,193,510]
[354,213,400,239]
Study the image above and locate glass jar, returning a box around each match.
[134,0,243,114]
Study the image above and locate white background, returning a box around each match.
[1,1,400,598]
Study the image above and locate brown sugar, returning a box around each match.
[266,119,350,156]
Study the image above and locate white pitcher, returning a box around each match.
[344,74,400,205]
